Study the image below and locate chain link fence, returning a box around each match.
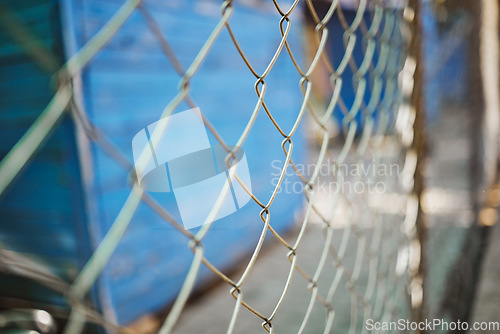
[0,0,426,333]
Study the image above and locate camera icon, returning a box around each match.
[132,108,252,229]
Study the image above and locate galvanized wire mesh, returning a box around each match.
[0,0,424,333]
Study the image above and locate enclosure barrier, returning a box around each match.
[0,0,425,333]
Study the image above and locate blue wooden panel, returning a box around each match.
[63,0,307,325]
[0,0,92,308]
[326,9,403,132]
[0,3,56,63]
[0,62,48,83]
[421,1,466,121]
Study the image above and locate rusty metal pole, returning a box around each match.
[407,0,427,331]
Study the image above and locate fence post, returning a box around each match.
[407,0,427,331]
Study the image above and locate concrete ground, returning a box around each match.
[172,221,408,334]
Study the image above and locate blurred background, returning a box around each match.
[0,0,499,333]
